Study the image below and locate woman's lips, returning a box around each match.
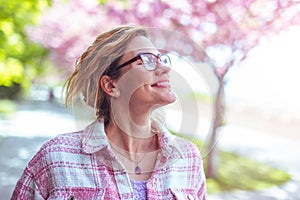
[151,81,170,88]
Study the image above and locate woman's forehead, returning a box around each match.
[125,35,157,54]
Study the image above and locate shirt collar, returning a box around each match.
[81,119,184,158]
[81,119,110,154]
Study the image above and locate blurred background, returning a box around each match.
[0,0,300,199]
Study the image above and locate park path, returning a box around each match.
[0,100,299,199]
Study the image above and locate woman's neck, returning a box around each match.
[105,119,157,154]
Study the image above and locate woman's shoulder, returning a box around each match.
[27,131,84,168]
[40,131,83,151]
[173,135,202,157]
[162,130,202,159]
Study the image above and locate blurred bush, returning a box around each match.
[0,0,50,99]
[0,82,22,100]
[0,99,16,115]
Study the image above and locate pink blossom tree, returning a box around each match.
[28,0,300,178]
[26,0,118,73]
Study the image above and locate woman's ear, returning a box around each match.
[99,75,120,97]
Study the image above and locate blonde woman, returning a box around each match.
[12,25,207,200]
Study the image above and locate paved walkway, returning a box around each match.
[0,100,299,199]
[0,101,77,199]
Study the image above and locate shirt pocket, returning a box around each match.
[170,188,199,200]
[48,188,105,200]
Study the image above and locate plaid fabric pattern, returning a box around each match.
[11,120,207,200]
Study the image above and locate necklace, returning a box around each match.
[110,136,155,175]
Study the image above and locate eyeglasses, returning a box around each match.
[115,52,171,71]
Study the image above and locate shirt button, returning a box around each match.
[187,194,194,200]
[161,156,167,163]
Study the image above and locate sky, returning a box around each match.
[225,26,300,117]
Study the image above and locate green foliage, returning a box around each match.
[98,0,107,5]
[0,58,23,87]
[0,0,50,99]
[0,99,16,115]
[191,92,212,102]
[0,82,22,99]
[206,151,291,193]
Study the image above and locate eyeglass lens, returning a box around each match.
[140,54,171,71]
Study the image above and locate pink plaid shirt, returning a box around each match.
[12,120,207,200]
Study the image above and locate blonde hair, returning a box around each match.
[64,25,148,125]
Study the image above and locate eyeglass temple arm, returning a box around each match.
[115,56,140,71]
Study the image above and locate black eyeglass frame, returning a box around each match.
[114,52,171,72]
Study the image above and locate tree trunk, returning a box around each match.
[206,76,225,178]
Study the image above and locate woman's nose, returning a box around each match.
[155,62,171,75]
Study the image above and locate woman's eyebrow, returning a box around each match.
[135,51,160,56]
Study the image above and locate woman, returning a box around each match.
[12,25,207,200]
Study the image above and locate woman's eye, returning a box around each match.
[137,62,143,65]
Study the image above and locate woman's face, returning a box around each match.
[115,35,176,112]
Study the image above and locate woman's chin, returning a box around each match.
[165,94,176,105]
[156,91,177,106]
